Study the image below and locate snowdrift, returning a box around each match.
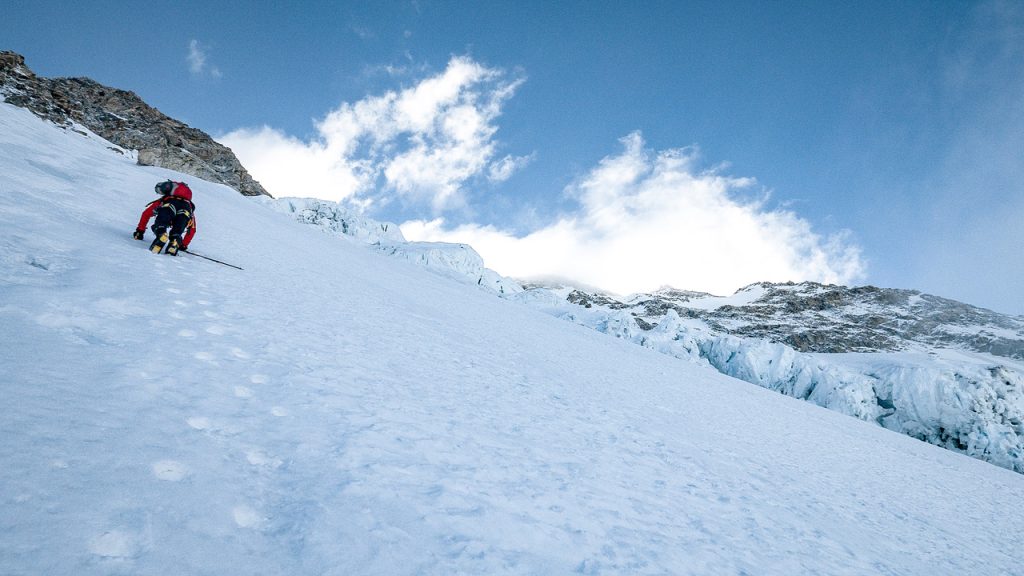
[2,101,1024,574]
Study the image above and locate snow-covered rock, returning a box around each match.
[0,51,269,197]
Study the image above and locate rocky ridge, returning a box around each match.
[618,281,1024,359]
[0,51,269,197]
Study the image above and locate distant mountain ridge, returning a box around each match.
[0,51,269,197]
[567,281,1024,359]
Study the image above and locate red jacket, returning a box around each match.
[169,182,193,201]
[137,187,197,248]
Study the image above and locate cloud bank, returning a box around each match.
[220,56,523,208]
[403,133,866,296]
[223,55,864,297]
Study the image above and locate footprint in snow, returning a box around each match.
[246,449,282,468]
[187,417,212,430]
[152,460,189,481]
[232,505,264,529]
[89,530,138,558]
[250,374,268,385]
[205,325,226,335]
[194,351,215,362]
[231,347,250,359]
[234,386,253,398]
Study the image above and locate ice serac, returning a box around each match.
[261,197,407,245]
[0,51,269,197]
[514,282,1024,473]
[263,196,522,296]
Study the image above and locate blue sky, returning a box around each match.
[4,1,1022,314]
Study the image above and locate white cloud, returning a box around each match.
[220,56,863,297]
[403,133,866,296]
[187,40,221,78]
[488,153,535,183]
[187,40,205,73]
[221,56,522,208]
[218,126,370,203]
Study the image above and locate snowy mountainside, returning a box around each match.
[4,100,1024,574]
[563,281,1024,357]
[515,282,1024,473]
[671,282,1022,357]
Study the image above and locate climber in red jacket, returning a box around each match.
[134,180,197,255]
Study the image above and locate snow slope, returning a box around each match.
[2,101,1024,574]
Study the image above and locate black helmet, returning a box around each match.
[155,180,174,195]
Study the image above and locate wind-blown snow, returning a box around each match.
[3,100,1024,574]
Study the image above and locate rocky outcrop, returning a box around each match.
[611,281,1024,359]
[0,51,269,197]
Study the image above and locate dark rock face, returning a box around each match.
[0,51,269,197]
[567,290,630,310]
